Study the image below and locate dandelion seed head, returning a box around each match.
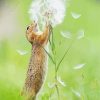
[29,0,66,27]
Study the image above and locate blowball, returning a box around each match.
[29,0,66,28]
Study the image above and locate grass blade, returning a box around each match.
[56,39,75,72]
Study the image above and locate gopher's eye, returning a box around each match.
[27,26,30,30]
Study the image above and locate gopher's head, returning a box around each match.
[26,21,50,45]
[26,21,39,44]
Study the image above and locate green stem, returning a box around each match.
[42,47,55,64]
[51,29,60,100]
[56,39,75,72]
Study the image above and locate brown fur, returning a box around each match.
[22,21,50,100]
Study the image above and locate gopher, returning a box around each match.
[22,21,51,100]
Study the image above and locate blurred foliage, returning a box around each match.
[0,0,100,100]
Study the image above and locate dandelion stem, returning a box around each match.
[42,46,55,64]
[56,39,75,72]
[49,26,61,100]
[49,24,55,53]
[55,84,60,100]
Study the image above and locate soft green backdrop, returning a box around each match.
[0,0,100,100]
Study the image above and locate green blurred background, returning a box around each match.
[0,0,100,100]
